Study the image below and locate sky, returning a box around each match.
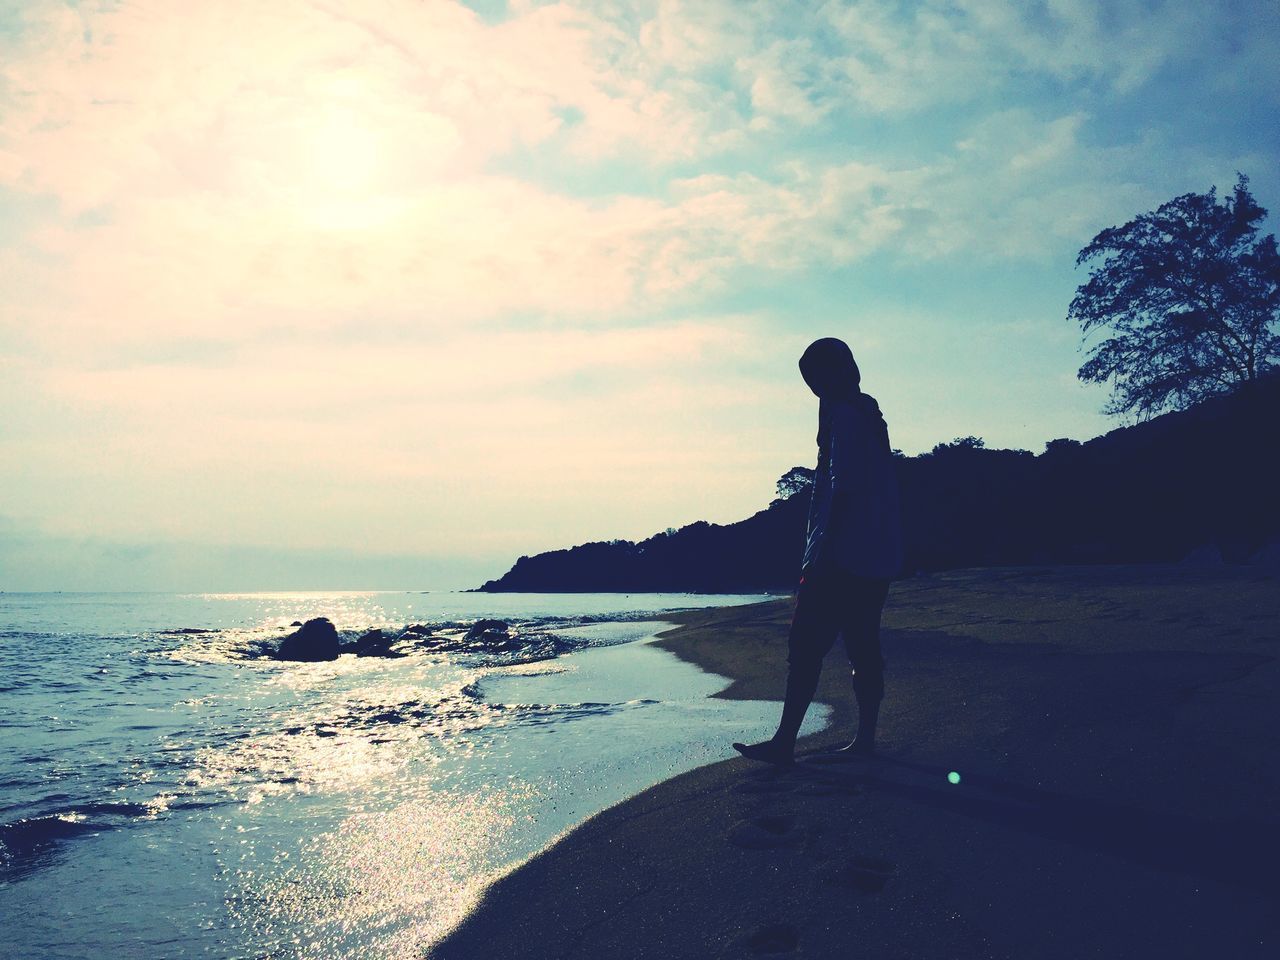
[2,0,1278,590]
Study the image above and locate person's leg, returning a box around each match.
[733,572,840,765]
[833,577,891,756]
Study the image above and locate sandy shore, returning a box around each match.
[430,565,1280,959]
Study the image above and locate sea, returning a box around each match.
[0,591,824,959]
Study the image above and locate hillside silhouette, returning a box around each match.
[477,374,1280,592]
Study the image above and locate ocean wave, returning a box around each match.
[0,814,108,872]
[0,796,226,884]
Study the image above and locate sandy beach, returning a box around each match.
[431,564,1280,959]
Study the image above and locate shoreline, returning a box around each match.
[429,564,1280,959]
[0,595,784,960]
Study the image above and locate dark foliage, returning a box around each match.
[925,436,987,457]
[1070,174,1280,418]
[477,373,1280,591]
[478,498,811,594]
[775,466,815,500]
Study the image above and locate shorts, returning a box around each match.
[788,567,891,698]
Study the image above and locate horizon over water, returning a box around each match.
[0,590,822,959]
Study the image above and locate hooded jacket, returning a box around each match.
[802,391,904,579]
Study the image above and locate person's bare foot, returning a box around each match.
[732,739,795,766]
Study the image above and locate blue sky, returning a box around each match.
[1,0,1277,589]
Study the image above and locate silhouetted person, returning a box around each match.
[734,338,903,765]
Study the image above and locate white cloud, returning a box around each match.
[3,0,1240,221]
[0,95,1173,358]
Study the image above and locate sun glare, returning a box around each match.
[304,109,382,196]
[287,92,401,231]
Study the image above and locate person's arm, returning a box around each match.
[804,404,862,575]
[802,490,849,578]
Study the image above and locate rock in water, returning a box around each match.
[464,619,509,641]
[408,633,456,650]
[276,617,340,661]
[353,628,404,658]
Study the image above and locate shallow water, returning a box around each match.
[0,591,822,959]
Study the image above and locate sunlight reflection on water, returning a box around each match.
[1,591,794,958]
[223,787,522,958]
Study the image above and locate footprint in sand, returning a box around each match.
[825,855,896,893]
[727,813,802,849]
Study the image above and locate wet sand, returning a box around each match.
[429,565,1280,959]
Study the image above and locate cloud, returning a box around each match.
[0,96,1196,364]
[0,2,748,346]
[767,0,1211,115]
[0,1,1265,354]
[3,0,1251,211]
[0,0,751,213]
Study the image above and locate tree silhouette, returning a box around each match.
[1070,174,1280,418]
[927,436,986,457]
[1043,438,1082,456]
[775,466,814,500]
